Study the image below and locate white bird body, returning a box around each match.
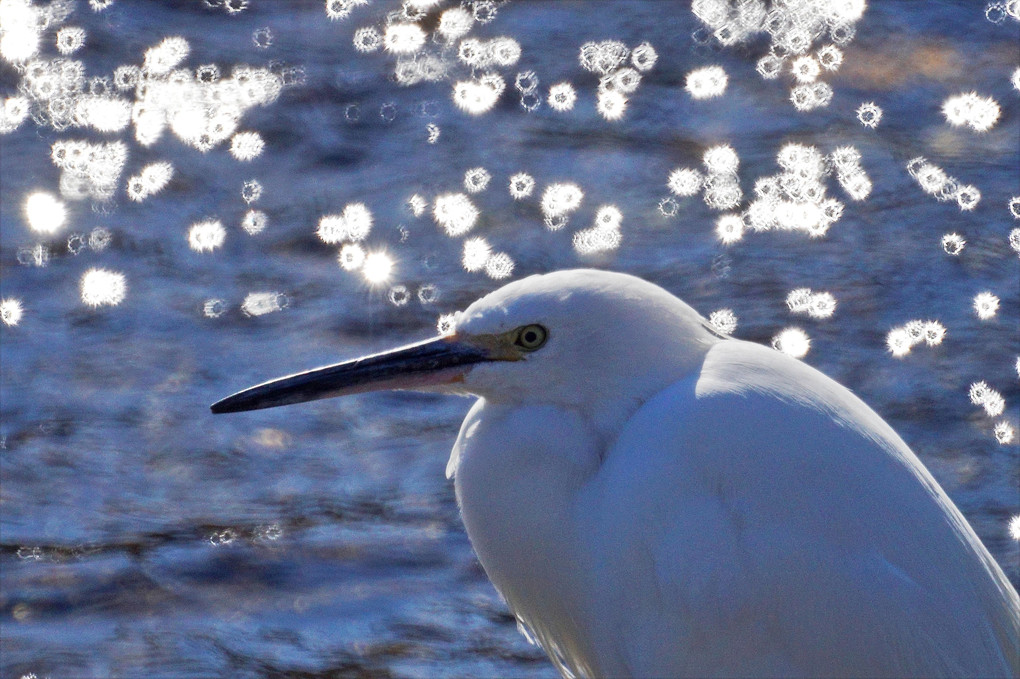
[214,268,1020,678]
[447,270,1020,678]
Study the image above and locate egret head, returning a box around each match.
[450,270,717,426]
[211,269,717,431]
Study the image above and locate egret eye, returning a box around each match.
[514,324,548,351]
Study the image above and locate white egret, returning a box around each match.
[212,269,1020,678]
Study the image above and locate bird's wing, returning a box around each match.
[579,339,1019,679]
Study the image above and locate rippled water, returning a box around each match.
[2,1,1018,677]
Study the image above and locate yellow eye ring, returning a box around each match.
[514,324,548,351]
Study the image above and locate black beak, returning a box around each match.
[210,335,491,414]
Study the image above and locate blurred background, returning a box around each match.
[1,0,1017,677]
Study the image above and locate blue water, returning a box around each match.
[1,1,1017,677]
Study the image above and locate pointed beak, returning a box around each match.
[210,335,490,414]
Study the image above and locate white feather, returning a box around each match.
[449,269,1019,678]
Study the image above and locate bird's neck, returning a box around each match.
[451,399,605,676]
[580,340,716,448]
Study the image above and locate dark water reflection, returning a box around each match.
[2,1,1018,677]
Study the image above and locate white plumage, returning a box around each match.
[215,269,1020,678]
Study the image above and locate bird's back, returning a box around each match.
[577,339,1020,678]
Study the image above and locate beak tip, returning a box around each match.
[210,397,242,414]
